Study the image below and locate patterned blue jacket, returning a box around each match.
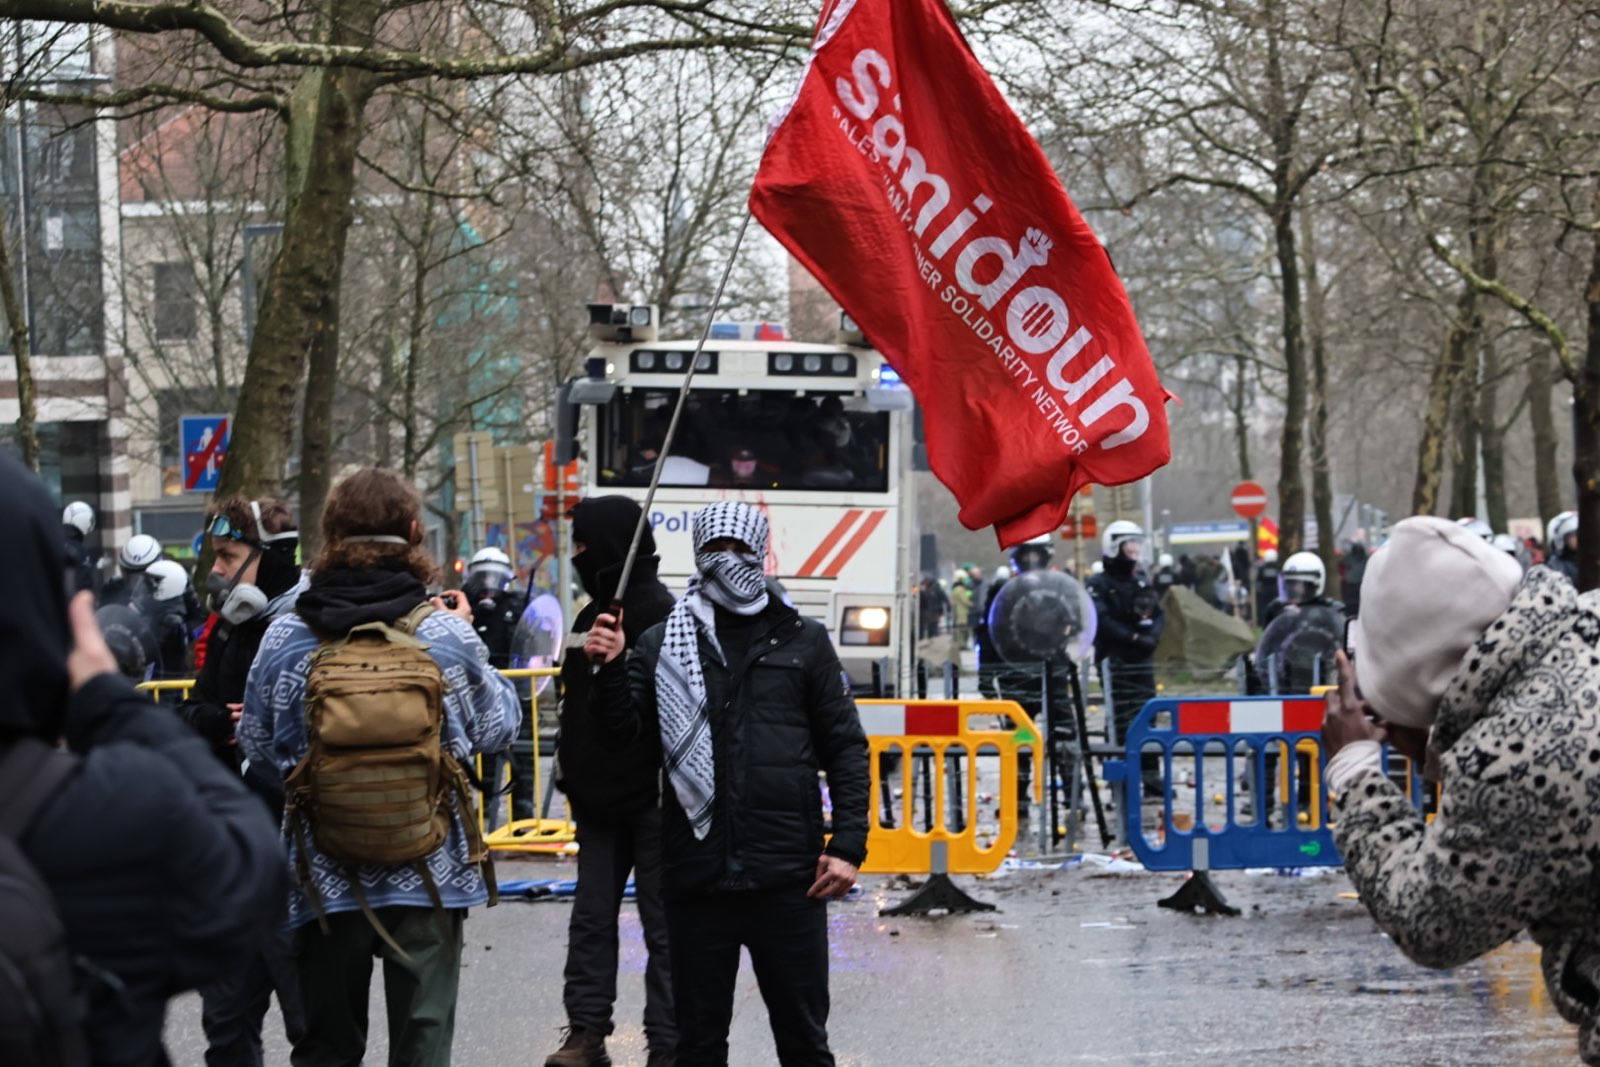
[241,609,520,930]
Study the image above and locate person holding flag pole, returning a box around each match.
[577,0,1172,1059]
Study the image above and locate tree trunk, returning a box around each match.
[375,321,396,468]
[1577,214,1600,592]
[402,240,428,480]
[0,196,38,471]
[1232,351,1251,480]
[1528,348,1562,529]
[1478,326,1508,532]
[211,1,380,516]
[1300,205,1335,575]
[1449,345,1480,518]
[1411,285,1476,514]
[1272,198,1308,558]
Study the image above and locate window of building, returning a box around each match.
[153,262,196,342]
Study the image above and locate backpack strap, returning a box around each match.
[0,737,80,840]
[394,602,436,637]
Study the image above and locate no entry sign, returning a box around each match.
[1230,481,1268,519]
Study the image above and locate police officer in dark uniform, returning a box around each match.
[1086,521,1165,793]
[464,546,532,824]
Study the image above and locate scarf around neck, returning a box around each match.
[656,502,770,839]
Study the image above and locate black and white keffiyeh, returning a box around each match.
[657,501,770,839]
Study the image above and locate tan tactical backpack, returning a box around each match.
[285,604,493,951]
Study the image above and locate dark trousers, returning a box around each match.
[666,887,833,1067]
[201,923,307,1066]
[563,805,675,1052]
[291,907,464,1067]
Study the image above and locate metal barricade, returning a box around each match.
[1104,695,1331,915]
[136,679,197,701]
[1104,694,1432,915]
[859,698,1041,914]
[479,667,574,854]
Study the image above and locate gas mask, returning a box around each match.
[206,557,268,625]
[204,501,299,625]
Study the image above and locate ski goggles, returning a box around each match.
[205,501,297,546]
[206,513,255,543]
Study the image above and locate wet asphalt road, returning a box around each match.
[163,861,1576,1066]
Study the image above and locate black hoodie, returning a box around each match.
[0,451,284,1067]
[555,496,676,818]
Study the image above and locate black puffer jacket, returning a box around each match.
[0,452,283,1067]
[594,597,870,899]
[556,496,676,819]
[175,573,304,817]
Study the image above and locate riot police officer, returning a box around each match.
[1086,521,1164,791]
[1261,551,1342,629]
[101,533,162,607]
[1549,512,1579,585]
[983,535,1082,821]
[62,500,97,594]
[464,547,533,825]
[134,558,199,680]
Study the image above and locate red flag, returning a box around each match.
[750,0,1171,546]
[1257,516,1280,555]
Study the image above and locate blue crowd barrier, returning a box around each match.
[1103,694,1431,914]
[1104,695,1336,872]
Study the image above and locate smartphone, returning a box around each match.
[1341,616,1364,700]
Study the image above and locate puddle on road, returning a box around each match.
[1347,939,1550,1017]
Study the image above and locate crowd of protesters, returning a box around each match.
[7,457,866,1067]
[17,442,1600,1067]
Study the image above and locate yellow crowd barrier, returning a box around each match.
[857,699,1042,876]
[480,668,577,854]
[137,679,197,701]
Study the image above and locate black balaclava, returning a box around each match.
[0,452,73,740]
[255,537,302,600]
[570,496,655,601]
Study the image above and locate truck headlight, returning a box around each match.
[840,606,890,646]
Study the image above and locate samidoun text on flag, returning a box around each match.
[750,0,1172,546]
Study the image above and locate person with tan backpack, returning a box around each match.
[240,469,520,1066]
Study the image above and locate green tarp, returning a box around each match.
[1153,585,1256,668]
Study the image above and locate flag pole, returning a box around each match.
[591,210,754,665]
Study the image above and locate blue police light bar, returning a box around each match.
[874,364,906,388]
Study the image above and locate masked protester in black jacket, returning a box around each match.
[175,495,309,1066]
[586,501,869,1067]
[0,452,284,1067]
[547,496,678,1067]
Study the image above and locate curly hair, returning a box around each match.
[310,468,437,582]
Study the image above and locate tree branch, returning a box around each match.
[0,0,796,81]
[20,82,286,115]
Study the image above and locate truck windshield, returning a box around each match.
[596,388,891,493]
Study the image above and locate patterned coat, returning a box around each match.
[241,609,519,930]
[1332,567,1600,1063]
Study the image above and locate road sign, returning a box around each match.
[180,414,230,494]
[1170,520,1250,546]
[1230,480,1268,519]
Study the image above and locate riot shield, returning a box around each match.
[1254,601,1344,694]
[986,569,1098,666]
[511,591,564,695]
